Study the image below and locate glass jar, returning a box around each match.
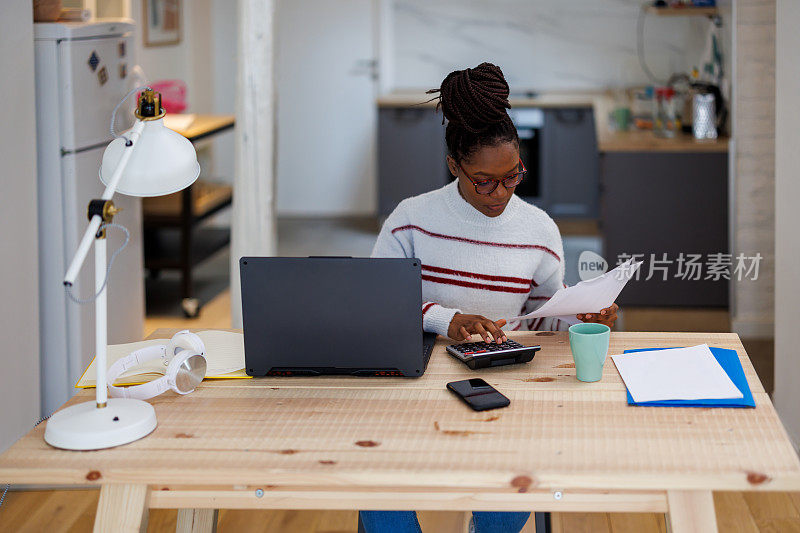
[653,87,678,138]
[631,86,654,130]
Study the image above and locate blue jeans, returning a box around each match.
[358,511,530,533]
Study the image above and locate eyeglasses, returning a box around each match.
[458,158,527,195]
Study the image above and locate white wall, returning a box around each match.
[97,0,213,107]
[275,0,377,216]
[773,0,800,449]
[387,0,711,91]
[129,0,196,100]
[0,1,42,452]
[210,0,238,182]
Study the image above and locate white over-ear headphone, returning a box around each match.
[108,330,207,400]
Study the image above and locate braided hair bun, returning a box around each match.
[427,62,518,162]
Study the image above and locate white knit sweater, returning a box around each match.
[371,180,569,337]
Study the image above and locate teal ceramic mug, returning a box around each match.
[568,323,611,382]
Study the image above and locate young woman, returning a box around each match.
[363,63,617,533]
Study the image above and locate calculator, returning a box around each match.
[446,339,541,370]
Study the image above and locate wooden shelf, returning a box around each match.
[647,6,718,17]
[143,180,232,226]
[163,114,235,142]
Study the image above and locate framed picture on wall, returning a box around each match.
[143,0,181,47]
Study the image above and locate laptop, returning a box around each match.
[239,257,437,377]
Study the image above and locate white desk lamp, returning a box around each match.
[44,88,200,450]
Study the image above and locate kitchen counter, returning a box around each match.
[377,91,728,154]
[377,92,595,109]
[597,129,729,153]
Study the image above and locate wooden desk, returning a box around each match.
[2,330,799,533]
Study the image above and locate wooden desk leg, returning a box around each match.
[93,484,150,533]
[666,490,718,533]
[176,508,219,533]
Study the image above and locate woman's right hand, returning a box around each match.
[448,313,507,343]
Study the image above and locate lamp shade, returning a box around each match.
[100,118,200,197]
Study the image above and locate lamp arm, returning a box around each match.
[63,121,144,286]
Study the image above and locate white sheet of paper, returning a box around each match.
[610,344,743,402]
[507,259,642,322]
[76,330,245,386]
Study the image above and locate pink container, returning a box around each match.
[148,80,187,114]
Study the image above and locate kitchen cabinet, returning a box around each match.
[378,104,600,218]
[539,108,600,218]
[600,151,728,307]
[378,107,449,216]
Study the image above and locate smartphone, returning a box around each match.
[446,378,510,412]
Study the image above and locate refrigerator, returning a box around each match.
[34,20,145,416]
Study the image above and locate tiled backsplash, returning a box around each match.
[390,0,718,91]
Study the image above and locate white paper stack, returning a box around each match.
[610,344,743,403]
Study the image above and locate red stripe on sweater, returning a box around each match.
[421,302,436,316]
[531,317,543,330]
[528,295,551,301]
[421,264,533,286]
[391,225,561,261]
[421,274,530,294]
[511,322,522,331]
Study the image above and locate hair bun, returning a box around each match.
[426,62,511,133]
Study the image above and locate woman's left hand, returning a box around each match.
[577,303,619,328]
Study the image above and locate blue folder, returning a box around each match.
[622,346,755,408]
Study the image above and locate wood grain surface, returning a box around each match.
[595,129,729,153]
[1,330,798,513]
[165,114,235,142]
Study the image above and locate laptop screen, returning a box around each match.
[240,257,425,375]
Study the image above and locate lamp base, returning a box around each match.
[44,398,157,450]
